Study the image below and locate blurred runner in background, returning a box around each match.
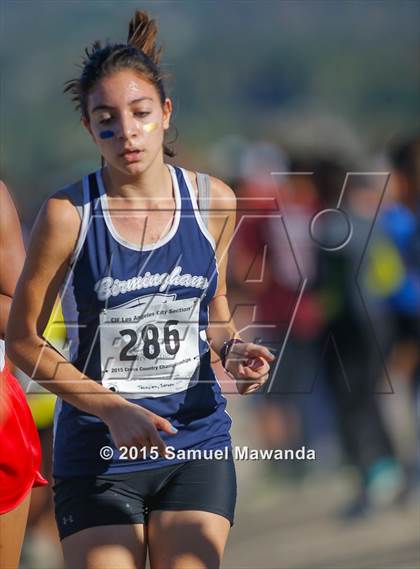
[382,134,420,483]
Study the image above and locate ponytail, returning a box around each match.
[127,11,162,65]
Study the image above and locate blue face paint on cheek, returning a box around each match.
[99,130,114,140]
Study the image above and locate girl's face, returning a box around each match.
[84,69,172,175]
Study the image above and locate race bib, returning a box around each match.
[99,293,201,398]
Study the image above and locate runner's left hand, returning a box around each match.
[224,342,275,395]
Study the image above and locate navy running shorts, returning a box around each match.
[53,454,237,540]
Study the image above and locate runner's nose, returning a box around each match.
[116,113,142,140]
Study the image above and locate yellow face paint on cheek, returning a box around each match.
[142,122,158,134]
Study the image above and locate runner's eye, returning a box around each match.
[134,111,151,118]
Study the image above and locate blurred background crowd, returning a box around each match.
[1,1,419,568]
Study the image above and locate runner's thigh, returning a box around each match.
[62,524,146,569]
[0,491,31,569]
[148,510,230,569]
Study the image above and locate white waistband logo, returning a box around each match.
[95,265,209,301]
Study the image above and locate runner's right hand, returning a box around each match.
[102,401,177,457]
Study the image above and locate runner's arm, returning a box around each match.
[206,178,274,392]
[205,177,241,355]
[0,182,25,338]
[5,195,133,420]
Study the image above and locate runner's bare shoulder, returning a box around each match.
[32,180,84,266]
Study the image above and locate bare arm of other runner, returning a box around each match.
[0,181,25,339]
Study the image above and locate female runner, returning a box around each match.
[0,181,47,569]
[6,11,274,569]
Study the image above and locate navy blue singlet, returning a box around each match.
[52,164,232,476]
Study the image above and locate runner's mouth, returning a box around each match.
[120,149,144,162]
